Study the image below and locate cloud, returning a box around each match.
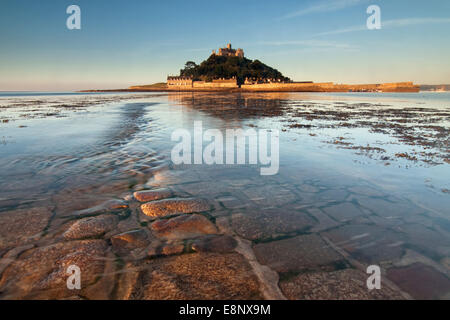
[313,17,450,36]
[280,0,366,20]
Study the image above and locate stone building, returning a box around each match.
[212,43,244,58]
[167,76,193,87]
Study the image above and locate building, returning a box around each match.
[212,43,244,58]
[166,76,238,89]
[167,76,193,87]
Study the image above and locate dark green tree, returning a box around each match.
[179,54,290,85]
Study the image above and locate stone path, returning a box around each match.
[0,165,449,300]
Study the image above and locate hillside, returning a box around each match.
[179,54,290,85]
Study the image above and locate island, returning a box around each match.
[84,44,420,93]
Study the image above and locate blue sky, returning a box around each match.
[0,0,449,90]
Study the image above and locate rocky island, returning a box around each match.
[86,44,420,93]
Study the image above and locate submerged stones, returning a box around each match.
[231,209,316,241]
[0,207,52,251]
[280,268,405,300]
[141,198,210,218]
[253,234,344,273]
[115,253,263,300]
[191,235,237,253]
[72,199,128,217]
[323,224,406,264]
[322,202,365,222]
[111,229,149,256]
[133,188,172,202]
[0,240,108,299]
[147,241,185,258]
[387,263,450,299]
[63,215,118,240]
[150,214,218,240]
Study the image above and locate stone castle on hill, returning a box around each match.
[160,44,420,92]
[212,43,244,58]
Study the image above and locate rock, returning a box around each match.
[63,215,118,240]
[280,269,404,300]
[133,188,172,202]
[319,188,349,202]
[191,235,237,253]
[253,234,344,273]
[297,184,319,193]
[115,253,262,299]
[348,186,385,197]
[307,207,341,232]
[0,207,52,251]
[398,223,450,259]
[111,229,149,256]
[0,244,35,276]
[356,197,424,218]
[147,241,185,258]
[72,199,128,217]
[231,208,315,241]
[150,214,218,240]
[0,240,108,299]
[242,185,297,207]
[442,257,450,270]
[322,202,365,222]
[387,263,450,299]
[116,217,140,233]
[141,198,210,218]
[114,262,141,300]
[216,195,250,210]
[81,250,117,300]
[323,224,406,264]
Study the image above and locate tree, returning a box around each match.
[179,54,290,85]
[184,61,197,70]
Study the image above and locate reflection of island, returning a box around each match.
[167,92,289,120]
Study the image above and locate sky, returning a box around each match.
[0,0,449,91]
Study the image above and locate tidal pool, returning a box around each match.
[0,91,448,299]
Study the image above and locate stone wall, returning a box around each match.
[241,82,419,92]
[193,79,238,89]
[241,82,342,92]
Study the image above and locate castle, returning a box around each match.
[212,43,244,58]
[161,44,419,92]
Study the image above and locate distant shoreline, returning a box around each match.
[80,88,423,93]
[78,81,442,93]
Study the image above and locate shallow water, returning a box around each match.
[0,91,449,299]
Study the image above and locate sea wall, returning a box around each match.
[241,82,345,92]
[127,81,419,93]
[241,81,419,92]
[193,79,238,88]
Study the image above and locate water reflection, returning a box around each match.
[0,92,449,300]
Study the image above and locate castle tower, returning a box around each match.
[227,43,232,49]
